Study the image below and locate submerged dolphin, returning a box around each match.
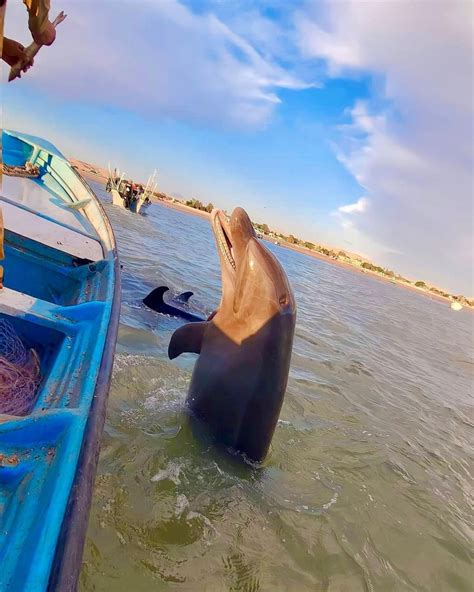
[143,286,205,322]
[169,207,296,462]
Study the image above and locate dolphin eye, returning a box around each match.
[279,294,288,306]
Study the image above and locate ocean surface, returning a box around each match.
[80,184,473,592]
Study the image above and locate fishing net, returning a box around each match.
[0,319,41,416]
[2,163,40,178]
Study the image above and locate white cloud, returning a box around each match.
[338,196,369,214]
[4,0,472,293]
[297,0,474,294]
[3,0,308,129]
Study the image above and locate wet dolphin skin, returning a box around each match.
[169,207,296,462]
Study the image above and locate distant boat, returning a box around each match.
[451,301,463,311]
[0,129,120,591]
[106,166,156,214]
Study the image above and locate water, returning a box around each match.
[80,184,473,592]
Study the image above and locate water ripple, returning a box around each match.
[80,184,473,592]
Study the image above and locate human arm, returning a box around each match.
[23,0,55,45]
[2,37,33,70]
[8,10,66,81]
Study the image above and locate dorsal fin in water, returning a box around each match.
[143,286,169,312]
[176,291,193,303]
[143,286,204,322]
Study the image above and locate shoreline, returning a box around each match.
[156,198,211,220]
[150,199,467,309]
[281,241,455,306]
[73,161,470,311]
[158,202,472,309]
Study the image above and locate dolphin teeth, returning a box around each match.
[215,217,236,270]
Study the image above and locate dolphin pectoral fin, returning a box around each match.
[168,321,207,359]
[176,291,194,303]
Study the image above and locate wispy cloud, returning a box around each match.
[3,0,309,129]
[297,0,474,293]
[338,197,369,215]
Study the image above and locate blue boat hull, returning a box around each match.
[0,131,121,591]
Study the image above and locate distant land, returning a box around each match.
[70,158,473,310]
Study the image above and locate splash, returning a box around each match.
[151,462,184,485]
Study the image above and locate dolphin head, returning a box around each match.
[210,208,295,337]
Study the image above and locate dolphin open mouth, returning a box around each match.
[212,210,236,271]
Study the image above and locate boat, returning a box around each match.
[0,130,121,591]
[106,166,156,214]
[451,301,463,311]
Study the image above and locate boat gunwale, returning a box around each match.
[47,167,121,591]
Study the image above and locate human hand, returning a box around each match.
[32,20,56,46]
[2,38,34,70]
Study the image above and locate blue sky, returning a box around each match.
[3,0,473,295]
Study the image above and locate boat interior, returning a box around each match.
[0,130,118,590]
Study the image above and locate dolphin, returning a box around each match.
[168,207,296,462]
[143,286,205,322]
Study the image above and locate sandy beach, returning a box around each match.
[69,158,109,185]
[156,198,212,220]
[72,159,469,310]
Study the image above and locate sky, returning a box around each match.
[2,0,473,295]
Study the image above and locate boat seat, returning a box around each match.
[0,199,104,261]
[0,286,36,315]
